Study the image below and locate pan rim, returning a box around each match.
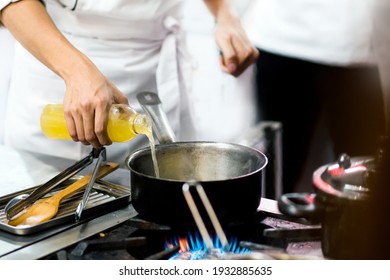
[125,140,268,182]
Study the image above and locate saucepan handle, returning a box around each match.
[136,91,177,144]
[277,192,321,222]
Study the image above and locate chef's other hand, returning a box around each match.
[214,12,259,77]
[63,56,129,148]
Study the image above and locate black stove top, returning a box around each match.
[41,211,323,260]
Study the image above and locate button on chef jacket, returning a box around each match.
[3,0,195,163]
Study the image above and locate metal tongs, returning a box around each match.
[5,147,106,221]
[75,148,106,222]
[182,181,229,251]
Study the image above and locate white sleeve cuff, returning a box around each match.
[0,0,21,12]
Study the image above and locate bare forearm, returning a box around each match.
[0,0,92,84]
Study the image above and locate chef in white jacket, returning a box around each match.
[0,0,258,163]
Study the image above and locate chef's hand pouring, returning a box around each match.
[203,0,259,77]
[62,59,129,148]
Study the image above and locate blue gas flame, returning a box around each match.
[165,230,249,260]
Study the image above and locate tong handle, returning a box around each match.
[6,148,99,220]
[75,148,107,222]
[182,182,229,250]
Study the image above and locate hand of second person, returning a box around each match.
[62,58,129,148]
[214,13,259,77]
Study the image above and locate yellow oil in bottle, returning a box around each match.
[40,103,160,177]
[40,104,72,140]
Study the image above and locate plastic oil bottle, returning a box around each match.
[40,103,152,142]
[40,103,159,177]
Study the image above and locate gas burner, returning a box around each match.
[41,211,323,260]
[39,200,325,260]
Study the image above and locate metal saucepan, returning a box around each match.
[125,92,268,226]
[277,154,375,259]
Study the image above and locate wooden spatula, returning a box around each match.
[7,162,119,227]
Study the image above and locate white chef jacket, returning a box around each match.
[3,0,195,164]
[242,0,376,66]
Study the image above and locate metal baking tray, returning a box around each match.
[0,176,130,235]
